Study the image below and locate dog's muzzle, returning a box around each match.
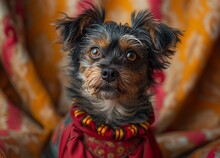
[101,68,119,82]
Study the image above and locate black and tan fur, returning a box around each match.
[55,3,181,128]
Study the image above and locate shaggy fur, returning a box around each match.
[55,3,181,128]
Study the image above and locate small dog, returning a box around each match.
[50,3,181,158]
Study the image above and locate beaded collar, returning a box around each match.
[71,107,151,141]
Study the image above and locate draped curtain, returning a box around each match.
[0,0,219,157]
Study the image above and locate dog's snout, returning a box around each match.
[101,68,119,82]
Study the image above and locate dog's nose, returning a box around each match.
[101,68,119,82]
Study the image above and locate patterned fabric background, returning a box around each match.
[0,0,219,157]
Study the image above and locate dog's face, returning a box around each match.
[56,4,181,126]
[79,25,149,100]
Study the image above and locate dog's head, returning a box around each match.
[56,4,181,127]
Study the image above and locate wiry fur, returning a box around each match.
[55,3,182,128]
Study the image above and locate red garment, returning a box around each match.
[58,107,162,158]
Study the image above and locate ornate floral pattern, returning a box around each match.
[0,0,220,158]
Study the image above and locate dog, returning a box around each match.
[49,3,181,158]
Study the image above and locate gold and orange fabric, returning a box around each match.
[0,0,219,158]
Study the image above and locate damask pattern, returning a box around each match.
[0,0,219,157]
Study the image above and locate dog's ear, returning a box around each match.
[55,4,105,51]
[131,11,182,70]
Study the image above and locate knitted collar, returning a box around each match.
[71,106,151,141]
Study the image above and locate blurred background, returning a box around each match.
[0,0,219,157]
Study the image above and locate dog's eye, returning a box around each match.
[89,47,101,59]
[126,51,137,62]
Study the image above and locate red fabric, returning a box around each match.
[59,123,93,158]
[58,108,162,158]
[148,0,162,19]
[83,133,142,158]
[207,148,220,158]
[2,15,18,76]
[152,71,166,128]
[7,101,22,130]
